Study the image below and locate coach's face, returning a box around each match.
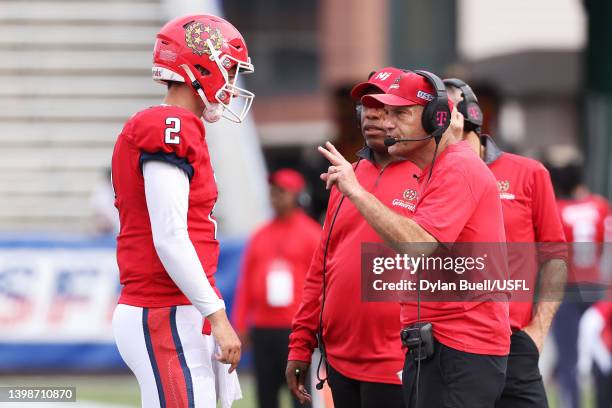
[383,104,430,158]
[360,103,387,152]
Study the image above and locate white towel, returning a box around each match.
[207,335,243,407]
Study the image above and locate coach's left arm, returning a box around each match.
[318,142,437,253]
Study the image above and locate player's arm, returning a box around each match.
[143,160,241,372]
[525,166,568,352]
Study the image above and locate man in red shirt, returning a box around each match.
[578,301,612,408]
[286,67,419,408]
[444,78,568,408]
[547,157,610,408]
[319,70,510,407]
[111,14,253,407]
[232,169,321,408]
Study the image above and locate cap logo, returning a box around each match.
[375,72,392,81]
[417,90,434,102]
[185,21,226,56]
[389,75,401,90]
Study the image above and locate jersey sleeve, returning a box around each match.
[128,109,204,181]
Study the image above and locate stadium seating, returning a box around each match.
[0,0,165,232]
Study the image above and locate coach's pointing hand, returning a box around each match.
[318,141,364,199]
[208,309,242,373]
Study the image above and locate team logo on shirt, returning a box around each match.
[185,22,226,56]
[497,180,515,200]
[403,189,418,201]
[392,189,418,212]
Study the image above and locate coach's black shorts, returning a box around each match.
[402,339,507,408]
[495,330,548,408]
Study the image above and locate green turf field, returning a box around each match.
[0,374,595,408]
[0,373,294,408]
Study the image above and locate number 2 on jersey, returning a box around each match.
[165,117,181,144]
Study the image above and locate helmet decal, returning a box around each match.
[184,21,225,56]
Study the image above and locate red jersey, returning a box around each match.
[557,195,610,284]
[485,138,566,330]
[404,140,510,356]
[112,105,220,307]
[289,148,420,384]
[232,209,321,332]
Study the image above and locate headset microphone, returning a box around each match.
[384,135,434,147]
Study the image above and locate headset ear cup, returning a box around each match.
[421,101,437,135]
[422,100,451,140]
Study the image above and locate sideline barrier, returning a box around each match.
[0,234,245,372]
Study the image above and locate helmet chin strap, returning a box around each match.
[179,63,223,123]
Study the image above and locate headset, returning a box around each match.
[414,70,452,144]
[383,70,451,148]
[443,78,483,134]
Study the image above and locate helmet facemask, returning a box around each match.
[180,40,254,123]
[206,39,254,123]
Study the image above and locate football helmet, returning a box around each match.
[152,14,255,123]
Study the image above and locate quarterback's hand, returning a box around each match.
[318,141,364,199]
[208,309,241,373]
[286,360,312,404]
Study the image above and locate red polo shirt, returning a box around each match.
[485,138,567,330]
[402,140,511,356]
[289,149,420,384]
[232,209,321,332]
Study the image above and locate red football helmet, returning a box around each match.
[152,14,254,123]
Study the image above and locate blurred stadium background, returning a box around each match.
[0,0,610,406]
